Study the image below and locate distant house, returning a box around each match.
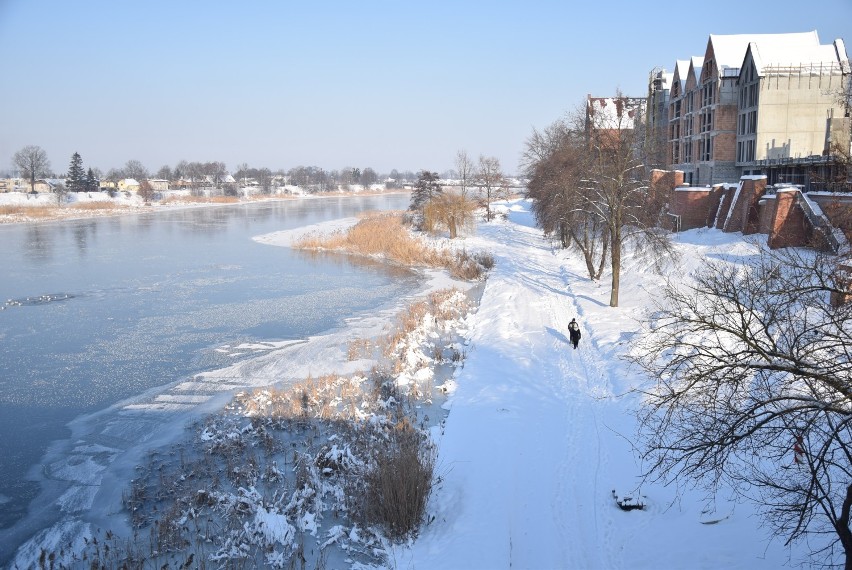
[33,178,65,193]
[117,178,141,192]
[585,95,647,150]
[146,179,169,191]
[203,173,237,187]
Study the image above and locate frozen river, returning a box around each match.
[0,194,417,565]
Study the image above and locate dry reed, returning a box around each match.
[69,201,123,210]
[0,205,56,218]
[294,212,491,280]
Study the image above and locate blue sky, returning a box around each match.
[1,0,850,177]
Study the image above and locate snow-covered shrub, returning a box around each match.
[349,418,436,540]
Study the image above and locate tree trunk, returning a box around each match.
[595,235,609,281]
[838,483,852,570]
[609,234,621,307]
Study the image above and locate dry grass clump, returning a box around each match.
[69,201,122,210]
[295,211,493,280]
[296,212,441,266]
[0,205,56,218]
[351,418,435,539]
[237,373,369,422]
[347,337,375,361]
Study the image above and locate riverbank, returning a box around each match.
[8,199,808,568]
[0,188,405,225]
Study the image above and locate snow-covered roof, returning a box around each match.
[673,59,690,92]
[688,56,704,84]
[586,96,645,129]
[708,31,820,73]
[748,37,850,76]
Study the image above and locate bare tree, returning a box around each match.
[52,181,67,205]
[526,122,609,280]
[632,244,852,569]
[476,155,507,221]
[174,160,188,181]
[455,150,475,199]
[257,167,272,194]
[138,179,154,204]
[584,96,671,307]
[123,159,149,181]
[13,145,50,193]
[524,99,670,306]
[156,165,173,181]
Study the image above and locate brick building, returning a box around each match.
[651,31,850,189]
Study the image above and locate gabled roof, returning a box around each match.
[689,56,704,83]
[747,37,850,75]
[708,31,820,73]
[672,59,690,93]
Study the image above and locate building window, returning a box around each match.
[699,137,712,161]
[684,139,693,162]
[702,82,715,107]
[700,111,713,133]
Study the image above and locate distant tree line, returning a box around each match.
[8,145,428,196]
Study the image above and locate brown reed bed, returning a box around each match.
[68,201,124,210]
[295,212,492,280]
[0,205,57,218]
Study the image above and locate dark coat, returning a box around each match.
[568,321,581,343]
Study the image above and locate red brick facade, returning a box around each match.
[767,190,809,249]
[671,188,713,230]
[723,177,766,235]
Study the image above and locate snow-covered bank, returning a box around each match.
[397,201,796,568]
[0,189,407,225]
[6,214,472,569]
[8,199,809,568]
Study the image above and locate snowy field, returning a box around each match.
[9,198,813,568]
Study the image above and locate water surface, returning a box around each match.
[0,195,415,553]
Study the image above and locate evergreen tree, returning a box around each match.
[66,152,86,192]
[409,170,442,211]
[86,167,98,192]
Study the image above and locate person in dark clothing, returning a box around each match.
[568,318,581,349]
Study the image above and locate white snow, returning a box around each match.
[394,200,797,569]
[9,198,812,568]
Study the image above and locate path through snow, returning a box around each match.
[402,202,797,569]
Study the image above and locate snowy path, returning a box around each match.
[406,210,623,568]
[404,203,797,570]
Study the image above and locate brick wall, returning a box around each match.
[715,186,736,229]
[768,190,809,249]
[722,177,766,234]
[758,195,776,234]
[650,169,684,209]
[671,188,713,230]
